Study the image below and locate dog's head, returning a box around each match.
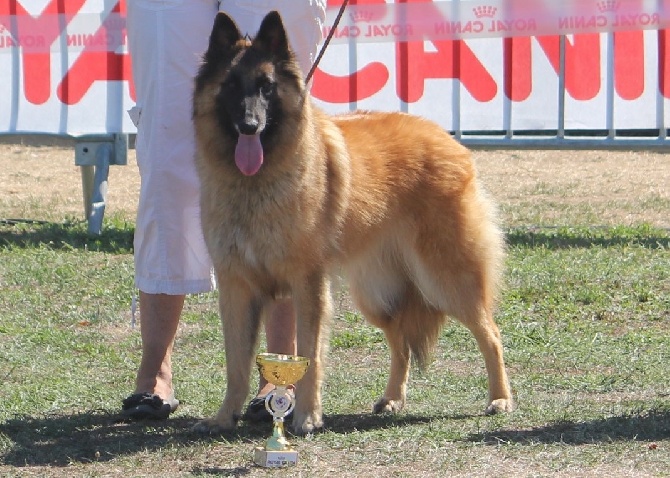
[194,11,306,176]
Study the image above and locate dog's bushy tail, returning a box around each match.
[408,321,445,371]
[398,285,448,370]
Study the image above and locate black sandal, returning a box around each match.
[242,396,274,422]
[243,387,296,423]
[121,392,179,420]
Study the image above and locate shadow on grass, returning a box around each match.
[0,410,451,469]
[0,220,134,253]
[506,225,670,249]
[5,408,667,469]
[469,407,670,445]
[322,411,467,433]
[2,221,668,254]
[0,411,256,468]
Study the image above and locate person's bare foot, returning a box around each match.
[122,365,178,420]
[135,369,174,402]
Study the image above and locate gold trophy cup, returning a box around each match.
[253,353,309,467]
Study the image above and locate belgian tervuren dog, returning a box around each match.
[192,11,513,435]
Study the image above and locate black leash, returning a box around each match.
[305,0,349,85]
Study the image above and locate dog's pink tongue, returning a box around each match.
[235,134,263,176]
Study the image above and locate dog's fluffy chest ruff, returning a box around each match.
[212,179,303,271]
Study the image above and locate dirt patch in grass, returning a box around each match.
[474,149,670,228]
[1,138,669,228]
[0,139,140,222]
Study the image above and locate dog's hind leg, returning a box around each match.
[371,315,411,413]
[459,304,514,414]
[354,283,444,414]
[195,277,264,433]
[426,277,513,414]
[291,271,332,435]
[428,266,513,414]
[406,227,513,415]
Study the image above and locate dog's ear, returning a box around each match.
[205,12,243,62]
[253,11,291,58]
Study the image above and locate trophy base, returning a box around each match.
[253,447,298,467]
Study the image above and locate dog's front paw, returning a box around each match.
[373,397,404,414]
[291,411,323,436]
[485,398,515,415]
[192,415,238,435]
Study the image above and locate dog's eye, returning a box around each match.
[224,81,235,92]
[223,74,241,93]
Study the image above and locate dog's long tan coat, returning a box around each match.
[193,11,513,434]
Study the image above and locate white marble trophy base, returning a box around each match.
[253,447,298,467]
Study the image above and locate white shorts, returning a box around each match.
[128,0,326,295]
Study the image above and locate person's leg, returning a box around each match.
[134,292,185,399]
[123,0,218,419]
[121,291,185,419]
[256,298,297,397]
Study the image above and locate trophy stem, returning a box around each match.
[265,417,292,451]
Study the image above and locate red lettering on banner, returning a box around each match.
[314,0,497,103]
[505,31,653,102]
[313,0,390,102]
[614,30,644,100]
[311,64,389,103]
[4,0,670,115]
[504,37,532,102]
[397,39,497,102]
[316,1,670,105]
[397,0,496,103]
[0,0,87,104]
[659,30,670,98]
[58,1,133,104]
[535,34,601,101]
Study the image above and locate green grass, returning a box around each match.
[0,222,669,476]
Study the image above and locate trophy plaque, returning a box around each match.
[253,353,309,467]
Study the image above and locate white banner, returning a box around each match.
[1,0,669,135]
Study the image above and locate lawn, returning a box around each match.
[0,142,668,477]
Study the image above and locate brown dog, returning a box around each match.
[192,11,513,435]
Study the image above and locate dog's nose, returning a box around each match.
[238,122,259,136]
